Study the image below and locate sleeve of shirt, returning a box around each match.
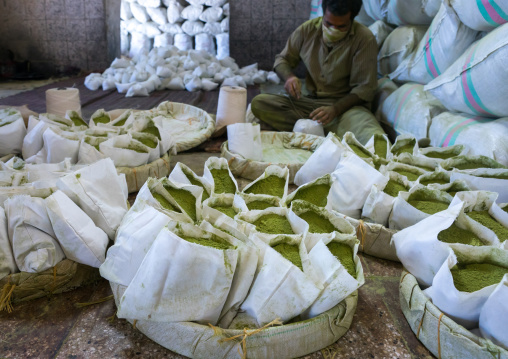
[349,31,378,103]
[273,24,305,72]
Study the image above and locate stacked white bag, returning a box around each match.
[120,0,230,59]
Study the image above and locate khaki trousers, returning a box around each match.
[251,93,386,144]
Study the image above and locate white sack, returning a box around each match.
[120,1,132,20]
[424,24,508,118]
[130,3,150,23]
[479,275,508,350]
[166,76,185,90]
[138,0,160,7]
[450,169,508,203]
[372,77,399,115]
[199,6,223,22]
[387,0,434,26]
[174,33,193,51]
[117,225,238,325]
[154,33,173,48]
[329,151,389,218]
[41,127,81,164]
[390,3,479,85]
[429,112,508,167]
[368,20,394,48]
[216,33,230,59]
[203,21,222,35]
[293,119,325,137]
[425,248,507,329]
[195,33,215,54]
[56,158,128,239]
[99,134,150,167]
[146,6,167,26]
[84,73,103,91]
[0,206,17,280]
[160,22,184,35]
[129,32,151,57]
[227,123,263,161]
[450,0,508,31]
[181,5,203,21]
[166,0,183,24]
[126,84,150,97]
[100,202,171,286]
[363,0,388,22]
[5,195,65,273]
[377,25,428,76]
[378,83,446,140]
[45,190,108,268]
[294,133,346,186]
[220,16,229,32]
[0,109,26,156]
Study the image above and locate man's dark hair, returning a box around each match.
[322,0,362,19]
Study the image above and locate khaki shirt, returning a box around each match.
[274,17,378,103]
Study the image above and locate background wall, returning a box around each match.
[230,0,312,70]
[0,0,311,76]
[0,0,119,77]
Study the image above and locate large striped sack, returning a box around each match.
[429,112,508,166]
[424,24,508,118]
[450,0,508,31]
[378,83,446,140]
[310,0,323,19]
[362,0,388,23]
[423,0,442,17]
[386,0,434,26]
[378,25,428,76]
[390,2,478,84]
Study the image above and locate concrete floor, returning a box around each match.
[0,82,434,358]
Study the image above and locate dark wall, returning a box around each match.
[0,0,119,77]
[230,0,312,70]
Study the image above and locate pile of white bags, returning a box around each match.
[378,83,446,140]
[121,0,229,58]
[21,109,175,167]
[85,46,279,95]
[390,2,479,84]
[0,159,128,280]
[101,157,363,330]
[424,23,508,118]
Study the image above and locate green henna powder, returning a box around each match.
[374,135,388,159]
[93,115,110,125]
[181,235,233,250]
[393,169,420,181]
[247,200,273,211]
[292,184,331,207]
[212,205,237,219]
[503,206,508,214]
[438,224,485,246]
[383,180,408,197]
[152,192,180,212]
[477,173,508,180]
[413,164,435,172]
[467,210,508,240]
[408,200,449,214]
[420,178,449,186]
[126,143,149,153]
[142,122,161,139]
[114,118,127,126]
[272,243,302,271]
[298,211,336,233]
[54,120,69,125]
[327,242,356,278]
[424,151,456,160]
[70,115,87,127]
[253,214,294,234]
[138,137,158,148]
[451,263,508,292]
[211,169,236,194]
[452,159,505,170]
[183,170,210,201]
[245,175,286,198]
[448,191,458,197]
[392,142,415,156]
[164,186,197,221]
[349,144,371,158]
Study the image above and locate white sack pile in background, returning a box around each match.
[121,0,230,59]
[85,46,280,95]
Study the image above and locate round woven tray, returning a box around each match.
[116,152,171,194]
[110,282,358,359]
[221,131,325,184]
[399,270,508,359]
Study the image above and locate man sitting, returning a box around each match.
[251,0,386,144]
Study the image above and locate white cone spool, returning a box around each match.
[215,86,247,131]
[46,88,81,117]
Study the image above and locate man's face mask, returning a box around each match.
[322,23,348,46]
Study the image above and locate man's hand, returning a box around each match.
[284,76,301,99]
[310,106,337,125]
